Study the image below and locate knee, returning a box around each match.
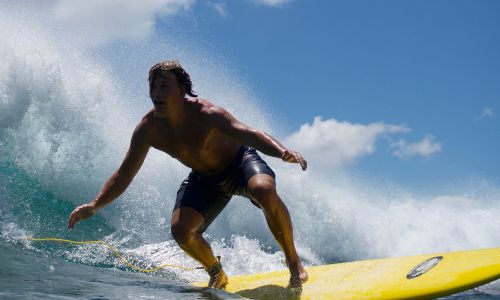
[249,178,276,199]
[248,176,279,209]
[170,223,194,247]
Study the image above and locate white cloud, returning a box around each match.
[52,0,196,46]
[250,0,292,7]
[391,135,442,158]
[285,117,409,170]
[209,2,228,18]
[481,107,494,118]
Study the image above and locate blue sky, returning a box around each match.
[6,0,499,192]
[157,0,499,190]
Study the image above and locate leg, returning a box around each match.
[171,207,228,288]
[247,174,308,288]
[171,207,217,268]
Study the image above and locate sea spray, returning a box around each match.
[1,5,500,293]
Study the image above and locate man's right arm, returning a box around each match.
[68,122,150,229]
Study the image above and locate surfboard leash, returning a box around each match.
[28,237,205,273]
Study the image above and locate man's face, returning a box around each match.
[149,70,184,117]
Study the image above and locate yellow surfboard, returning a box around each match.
[194,247,500,299]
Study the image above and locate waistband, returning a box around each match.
[193,145,248,184]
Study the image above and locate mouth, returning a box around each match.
[153,101,165,106]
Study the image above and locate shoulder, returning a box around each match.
[187,97,228,118]
[131,110,155,144]
[142,109,156,121]
[137,110,155,130]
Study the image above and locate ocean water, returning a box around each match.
[1,4,500,300]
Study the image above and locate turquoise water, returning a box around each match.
[0,160,498,299]
[0,160,266,299]
[0,161,240,299]
[0,243,239,299]
[1,4,500,298]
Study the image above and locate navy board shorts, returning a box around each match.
[174,145,276,233]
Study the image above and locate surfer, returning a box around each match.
[67,60,308,289]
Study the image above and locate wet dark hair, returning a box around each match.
[148,60,198,97]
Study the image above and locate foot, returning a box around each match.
[288,261,308,288]
[206,260,228,289]
[208,268,228,289]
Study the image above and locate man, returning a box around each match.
[68,60,308,289]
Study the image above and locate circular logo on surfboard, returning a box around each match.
[406,256,443,279]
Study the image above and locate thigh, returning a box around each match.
[235,147,276,207]
[174,173,231,233]
[241,148,276,184]
[171,207,205,233]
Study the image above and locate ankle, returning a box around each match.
[206,256,223,277]
[286,258,301,267]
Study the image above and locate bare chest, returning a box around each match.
[149,122,223,169]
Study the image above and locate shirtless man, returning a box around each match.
[67,60,308,289]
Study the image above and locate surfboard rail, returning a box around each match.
[193,247,500,299]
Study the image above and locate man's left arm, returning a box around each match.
[210,107,307,170]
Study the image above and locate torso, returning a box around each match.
[141,98,241,176]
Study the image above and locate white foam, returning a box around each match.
[1,4,500,285]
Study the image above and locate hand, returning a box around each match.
[68,203,97,229]
[281,150,307,171]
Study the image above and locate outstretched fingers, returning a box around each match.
[281,150,307,171]
[292,151,307,171]
[67,204,96,229]
[68,211,79,229]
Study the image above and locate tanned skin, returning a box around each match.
[68,70,308,289]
